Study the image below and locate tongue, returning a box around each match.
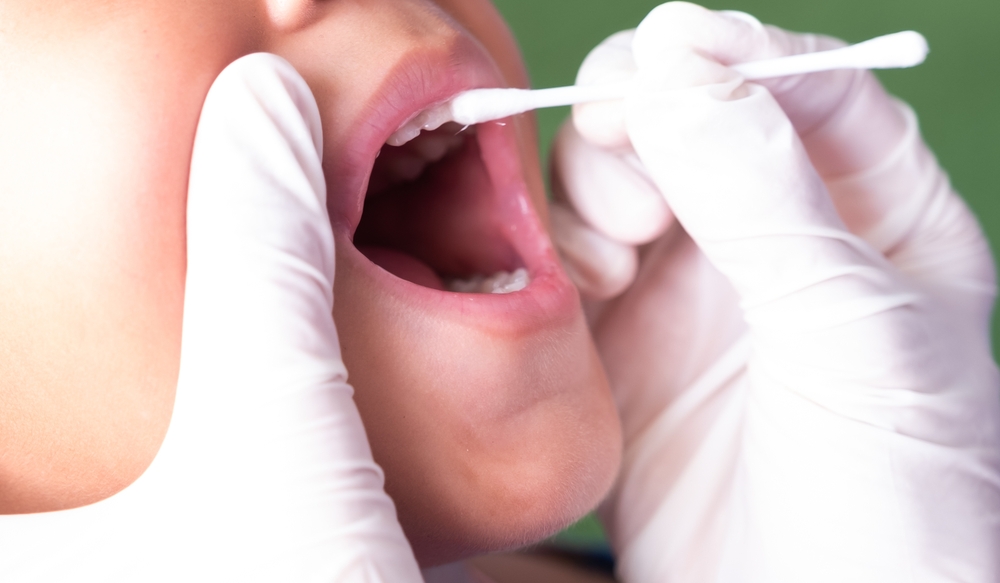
[359,246,445,290]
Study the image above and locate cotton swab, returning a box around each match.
[388,31,928,146]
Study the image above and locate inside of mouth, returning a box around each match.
[354,122,528,294]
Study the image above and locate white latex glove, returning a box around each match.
[550,3,1000,581]
[0,53,423,582]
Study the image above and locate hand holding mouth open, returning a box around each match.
[551,3,1000,581]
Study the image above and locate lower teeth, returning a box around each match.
[447,268,530,294]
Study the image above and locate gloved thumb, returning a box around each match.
[573,2,772,150]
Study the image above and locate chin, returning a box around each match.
[335,243,621,565]
[320,29,622,567]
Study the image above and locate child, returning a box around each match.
[0,0,623,569]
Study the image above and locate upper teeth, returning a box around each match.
[410,131,463,163]
[388,103,456,147]
[369,125,468,195]
[447,268,530,294]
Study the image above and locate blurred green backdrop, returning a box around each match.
[491,0,1000,552]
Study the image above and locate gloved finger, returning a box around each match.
[628,4,905,184]
[749,22,995,313]
[627,13,921,353]
[633,3,995,316]
[631,3,774,81]
[572,29,636,149]
[672,11,931,251]
[743,27,909,181]
[551,120,674,246]
[178,52,423,580]
[548,200,638,300]
[771,56,995,314]
[633,8,852,135]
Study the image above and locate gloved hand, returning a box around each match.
[0,53,423,582]
[549,3,1000,581]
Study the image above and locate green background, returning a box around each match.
[491,0,1000,552]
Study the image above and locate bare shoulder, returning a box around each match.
[0,0,259,513]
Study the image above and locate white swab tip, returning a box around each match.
[863,31,929,68]
[448,88,528,126]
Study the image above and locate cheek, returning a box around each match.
[332,243,622,566]
[432,0,531,89]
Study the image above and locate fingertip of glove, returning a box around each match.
[634,50,743,93]
[634,2,772,71]
[551,205,639,301]
[209,54,324,157]
[717,9,765,32]
[632,5,746,91]
[552,122,673,245]
[577,29,637,87]
[189,52,336,291]
[572,101,630,150]
[633,2,712,70]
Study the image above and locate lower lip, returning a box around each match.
[335,119,581,335]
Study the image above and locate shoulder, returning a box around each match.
[0,0,267,513]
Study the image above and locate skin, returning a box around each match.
[0,0,622,565]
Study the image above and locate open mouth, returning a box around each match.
[354,117,532,295]
[325,42,580,330]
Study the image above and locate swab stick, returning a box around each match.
[388,31,928,146]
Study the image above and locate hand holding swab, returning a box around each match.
[388,31,928,146]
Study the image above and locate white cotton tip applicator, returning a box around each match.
[733,30,929,79]
[387,31,928,146]
[453,31,929,124]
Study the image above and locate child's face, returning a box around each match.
[268,0,622,565]
[0,0,621,547]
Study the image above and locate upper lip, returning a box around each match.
[326,33,507,233]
